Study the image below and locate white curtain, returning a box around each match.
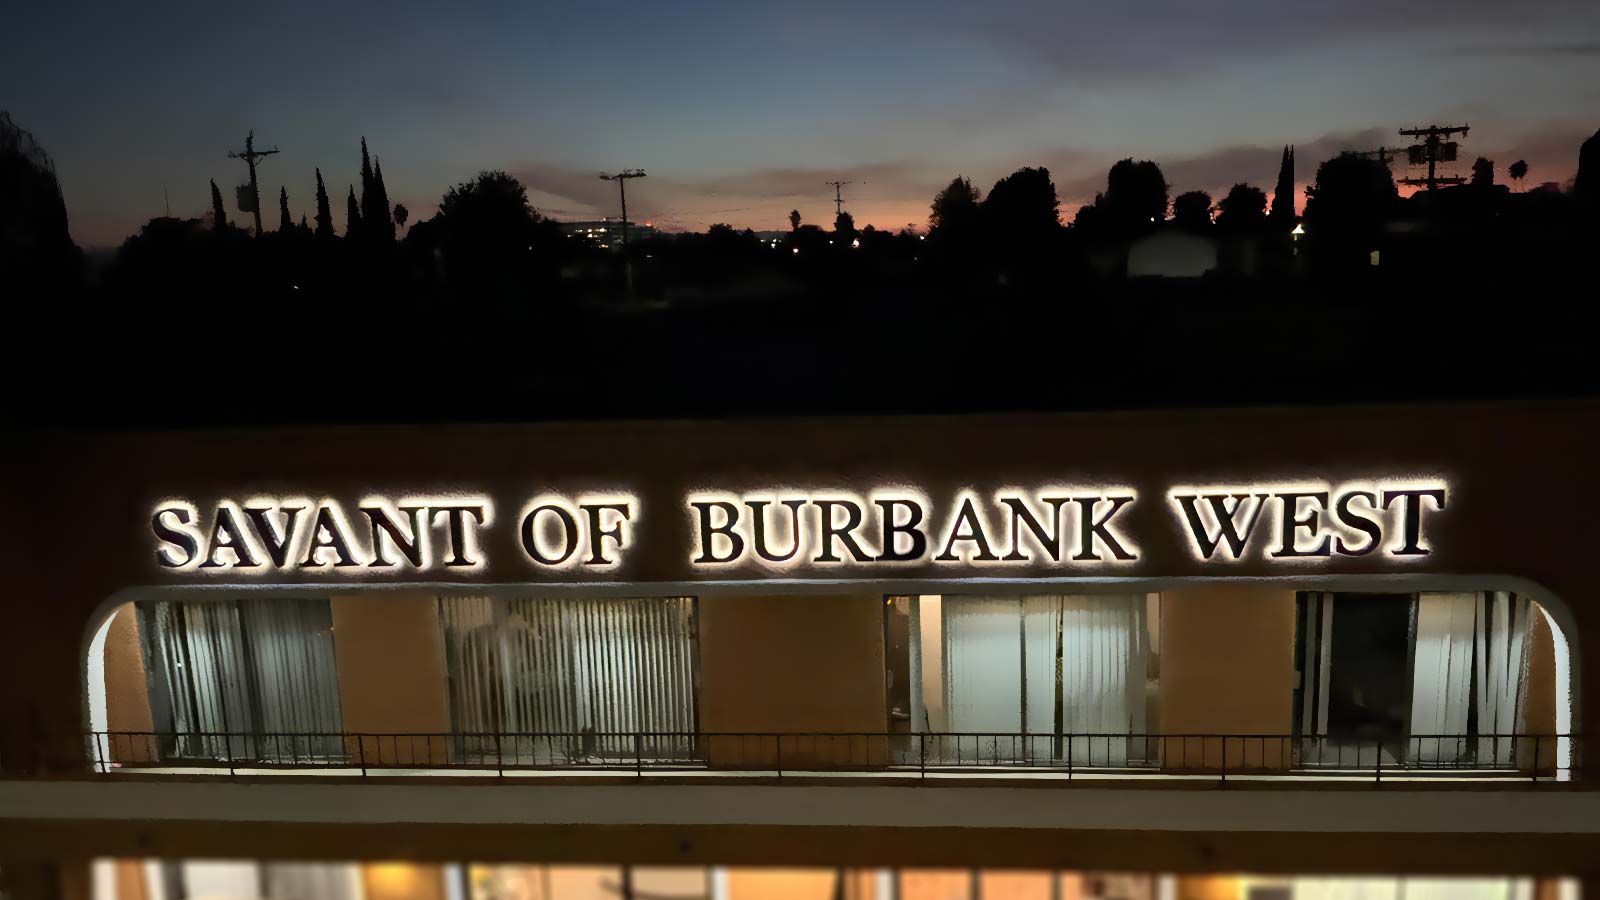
[1476,591,1530,766]
[1409,591,1530,767]
[940,593,1144,765]
[1061,594,1146,766]
[942,595,1023,762]
[1410,592,1476,763]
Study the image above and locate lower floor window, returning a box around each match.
[438,595,699,764]
[1294,591,1533,767]
[138,596,344,763]
[890,593,1157,765]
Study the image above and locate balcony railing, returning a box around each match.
[80,731,1582,784]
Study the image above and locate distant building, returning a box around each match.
[560,217,658,249]
[1127,228,1219,278]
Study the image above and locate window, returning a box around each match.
[1294,591,1533,767]
[138,596,344,763]
[438,595,699,764]
[890,593,1156,765]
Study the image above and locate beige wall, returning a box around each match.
[1160,586,1298,770]
[102,603,154,765]
[1523,603,1559,774]
[698,594,887,767]
[331,594,452,767]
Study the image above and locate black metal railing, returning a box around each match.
[79,730,1582,784]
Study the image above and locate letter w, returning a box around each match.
[1174,494,1268,559]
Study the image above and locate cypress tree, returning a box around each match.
[210,179,227,232]
[346,185,362,238]
[278,186,293,233]
[359,137,379,232]
[371,158,395,240]
[1270,145,1296,224]
[314,168,334,237]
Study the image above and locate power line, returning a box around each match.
[824,180,862,217]
[227,130,279,236]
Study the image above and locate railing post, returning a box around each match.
[919,732,926,780]
[1067,731,1073,781]
[1532,735,1540,784]
[494,732,504,777]
[1374,739,1382,785]
[775,734,783,778]
[635,732,644,777]
[357,734,367,777]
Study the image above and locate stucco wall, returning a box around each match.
[330,594,452,766]
[1159,586,1298,769]
[698,594,887,767]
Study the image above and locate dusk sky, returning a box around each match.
[9,0,1599,247]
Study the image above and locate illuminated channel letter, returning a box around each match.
[935,494,1000,562]
[814,498,874,563]
[362,504,426,568]
[1333,491,1381,556]
[152,504,201,568]
[1074,495,1138,561]
[690,500,744,564]
[1382,487,1446,556]
[518,495,636,568]
[1169,480,1448,562]
[1271,492,1334,558]
[301,504,362,568]
[748,499,806,563]
[243,504,304,567]
[875,497,928,562]
[1172,493,1269,560]
[998,494,1070,562]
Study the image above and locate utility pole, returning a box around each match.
[824,180,859,217]
[1398,124,1470,191]
[599,168,647,297]
[227,130,279,236]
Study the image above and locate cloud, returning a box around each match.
[1448,42,1600,57]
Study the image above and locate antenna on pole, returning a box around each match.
[824,181,859,217]
[227,130,280,236]
[599,168,648,297]
[1397,124,1470,191]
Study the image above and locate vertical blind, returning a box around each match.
[139,597,343,762]
[438,595,698,764]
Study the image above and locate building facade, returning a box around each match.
[1,401,1596,899]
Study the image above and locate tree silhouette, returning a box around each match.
[1508,159,1529,191]
[1172,191,1214,231]
[983,167,1059,235]
[394,203,409,233]
[1102,158,1168,232]
[314,168,334,237]
[345,184,362,238]
[788,209,802,231]
[210,179,228,232]
[1304,153,1398,265]
[1576,129,1599,209]
[1471,157,1495,187]
[278,186,293,233]
[371,158,395,240]
[1,111,83,288]
[930,176,982,232]
[432,170,563,298]
[1269,145,1296,224]
[1215,183,1268,233]
[834,210,856,241]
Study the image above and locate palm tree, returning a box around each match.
[1508,160,1529,192]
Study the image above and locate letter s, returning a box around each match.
[153,506,200,568]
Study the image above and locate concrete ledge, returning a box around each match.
[3,779,1599,833]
